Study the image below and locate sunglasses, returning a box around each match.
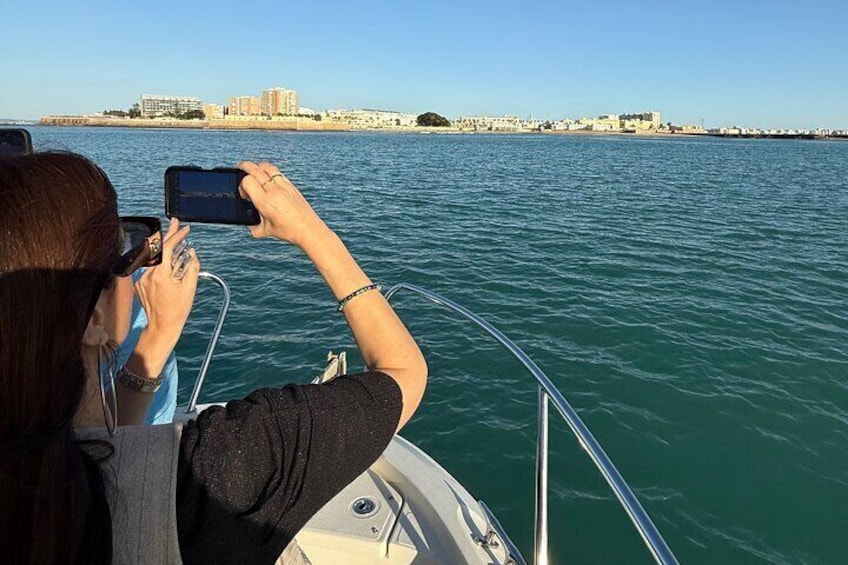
[114,216,163,276]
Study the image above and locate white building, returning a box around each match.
[549,120,584,131]
[140,94,203,117]
[454,115,539,131]
[588,123,616,132]
[324,109,417,128]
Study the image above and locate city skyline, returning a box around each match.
[51,90,840,134]
[1,0,846,129]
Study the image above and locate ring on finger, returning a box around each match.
[171,240,189,268]
[258,170,275,187]
[269,173,284,183]
[172,248,194,281]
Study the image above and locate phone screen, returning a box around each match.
[166,168,260,225]
[0,129,33,156]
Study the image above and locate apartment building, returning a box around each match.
[261,87,299,116]
[203,104,224,119]
[140,94,203,117]
[227,96,262,116]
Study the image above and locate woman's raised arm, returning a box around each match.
[238,161,427,430]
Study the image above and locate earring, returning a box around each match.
[98,344,118,436]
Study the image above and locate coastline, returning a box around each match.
[35,115,848,140]
[33,116,698,137]
[38,115,350,132]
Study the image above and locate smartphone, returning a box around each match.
[0,129,33,156]
[164,166,260,225]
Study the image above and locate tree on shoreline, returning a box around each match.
[164,109,205,120]
[417,112,450,127]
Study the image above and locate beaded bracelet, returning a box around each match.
[337,284,382,312]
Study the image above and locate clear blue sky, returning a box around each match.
[1,0,846,128]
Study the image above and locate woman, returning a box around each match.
[0,152,427,564]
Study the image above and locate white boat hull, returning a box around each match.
[296,435,512,564]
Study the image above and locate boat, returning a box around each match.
[177,273,680,564]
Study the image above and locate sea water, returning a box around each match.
[29,127,848,564]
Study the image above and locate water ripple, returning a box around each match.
[28,127,848,564]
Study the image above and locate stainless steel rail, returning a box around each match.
[477,499,528,565]
[384,283,679,565]
[186,272,231,414]
[535,388,549,565]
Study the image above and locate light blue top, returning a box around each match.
[116,269,179,425]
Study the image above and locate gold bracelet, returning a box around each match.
[337,284,382,312]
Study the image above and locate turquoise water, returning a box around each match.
[30,127,848,563]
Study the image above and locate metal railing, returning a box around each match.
[477,500,527,565]
[186,272,231,414]
[179,276,677,564]
[384,283,679,565]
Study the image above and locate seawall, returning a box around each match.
[39,115,350,131]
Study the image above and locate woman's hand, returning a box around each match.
[132,218,200,375]
[237,161,330,248]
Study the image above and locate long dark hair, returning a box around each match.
[0,152,121,564]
